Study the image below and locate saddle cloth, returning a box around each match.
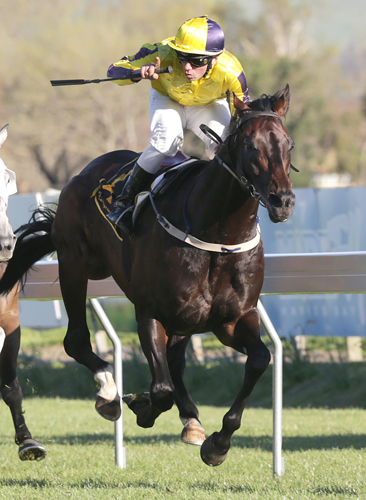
[92,151,199,240]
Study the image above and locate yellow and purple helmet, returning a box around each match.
[168,16,225,57]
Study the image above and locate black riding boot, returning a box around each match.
[107,163,155,233]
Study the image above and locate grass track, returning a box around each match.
[0,399,365,499]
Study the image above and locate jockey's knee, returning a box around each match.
[150,132,184,158]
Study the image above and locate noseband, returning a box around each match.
[200,110,297,205]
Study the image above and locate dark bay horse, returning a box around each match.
[0,124,46,460]
[0,86,295,466]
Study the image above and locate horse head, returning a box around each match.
[225,85,295,223]
[0,125,17,261]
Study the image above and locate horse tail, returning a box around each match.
[0,206,56,295]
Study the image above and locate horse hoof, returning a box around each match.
[18,439,47,461]
[95,395,121,421]
[181,419,206,446]
[200,433,228,467]
[122,392,150,416]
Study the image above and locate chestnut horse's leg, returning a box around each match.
[59,258,121,421]
[167,335,205,445]
[125,316,175,428]
[200,309,271,466]
[0,325,46,461]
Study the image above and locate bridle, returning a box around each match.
[147,110,297,254]
[200,110,297,206]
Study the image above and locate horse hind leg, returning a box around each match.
[0,327,46,461]
[59,259,121,421]
[1,379,47,461]
[167,335,205,446]
[124,316,175,428]
[94,366,121,421]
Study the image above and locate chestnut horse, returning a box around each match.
[0,87,295,466]
[0,125,46,460]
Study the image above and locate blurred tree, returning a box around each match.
[215,0,364,187]
[0,0,364,190]
[0,0,213,191]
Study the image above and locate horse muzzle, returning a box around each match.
[0,232,17,261]
[265,190,296,223]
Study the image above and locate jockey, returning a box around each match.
[107,16,250,233]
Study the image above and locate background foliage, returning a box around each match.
[1,0,365,191]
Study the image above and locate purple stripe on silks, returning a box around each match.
[205,18,225,53]
[130,45,158,62]
[238,71,251,102]
[107,64,132,79]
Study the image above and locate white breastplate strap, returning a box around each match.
[157,214,261,254]
[0,327,5,353]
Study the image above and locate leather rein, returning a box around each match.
[201,110,298,207]
[148,110,296,254]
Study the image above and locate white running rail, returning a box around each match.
[18,251,366,475]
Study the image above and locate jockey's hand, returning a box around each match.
[139,57,161,80]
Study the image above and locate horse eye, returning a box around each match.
[244,141,256,151]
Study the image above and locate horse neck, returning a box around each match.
[186,158,259,243]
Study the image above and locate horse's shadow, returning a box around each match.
[234,433,366,452]
[41,432,366,451]
[39,432,178,446]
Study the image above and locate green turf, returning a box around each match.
[0,399,365,499]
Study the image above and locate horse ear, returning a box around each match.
[271,84,291,117]
[233,93,250,112]
[0,124,9,148]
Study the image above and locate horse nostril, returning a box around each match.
[268,193,282,208]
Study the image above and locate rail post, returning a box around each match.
[89,298,126,469]
[257,299,284,477]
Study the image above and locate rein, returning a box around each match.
[201,110,298,204]
[147,154,261,254]
[147,110,292,254]
[203,111,281,206]
[149,189,261,254]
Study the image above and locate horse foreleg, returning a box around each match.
[167,335,205,445]
[126,316,174,428]
[201,314,270,466]
[0,326,46,461]
[59,259,120,421]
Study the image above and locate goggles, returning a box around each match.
[176,51,212,68]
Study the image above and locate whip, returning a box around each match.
[50,66,173,87]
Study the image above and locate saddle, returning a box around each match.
[92,151,203,240]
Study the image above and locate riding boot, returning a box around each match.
[107,162,155,234]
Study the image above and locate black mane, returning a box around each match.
[248,89,284,112]
[228,86,289,133]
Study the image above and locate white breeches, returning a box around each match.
[138,89,231,174]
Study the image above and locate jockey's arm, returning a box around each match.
[107,43,162,85]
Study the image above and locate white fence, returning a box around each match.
[20,251,366,300]
[18,251,366,476]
